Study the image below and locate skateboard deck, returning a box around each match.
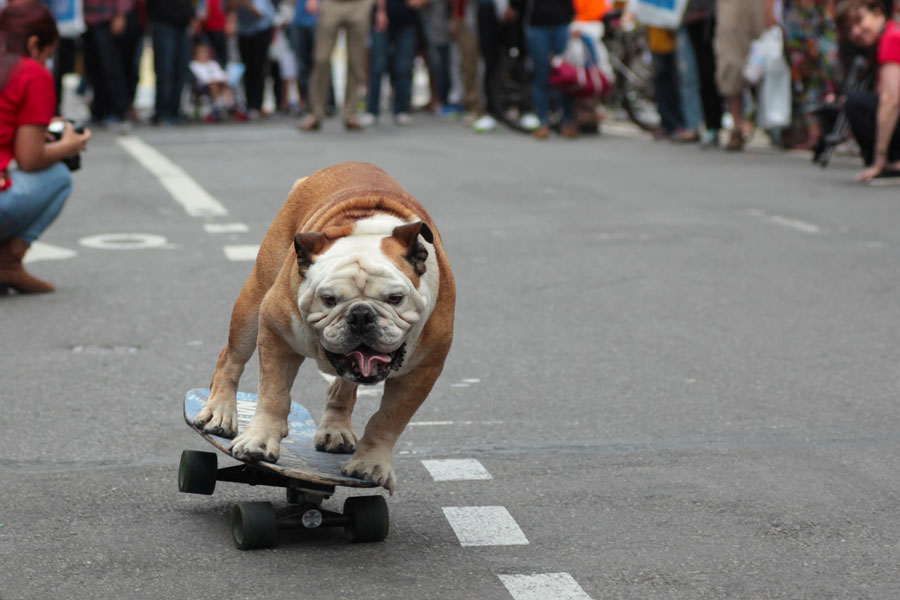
[184,388,375,488]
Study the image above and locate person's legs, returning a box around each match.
[308,1,342,123]
[87,21,129,121]
[653,50,684,135]
[171,24,191,119]
[152,22,176,121]
[477,3,500,116]
[344,0,372,124]
[526,26,552,127]
[368,25,389,116]
[548,24,574,126]
[52,38,77,115]
[455,17,484,115]
[686,16,722,139]
[0,164,72,243]
[391,23,418,115]
[239,28,272,112]
[845,92,878,165]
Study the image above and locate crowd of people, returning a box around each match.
[2,0,900,294]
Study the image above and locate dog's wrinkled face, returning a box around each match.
[296,219,430,385]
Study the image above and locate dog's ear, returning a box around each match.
[390,221,433,276]
[294,232,328,273]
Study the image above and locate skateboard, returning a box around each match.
[179,388,389,550]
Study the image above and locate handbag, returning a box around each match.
[549,35,611,99]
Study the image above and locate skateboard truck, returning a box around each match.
[179,449,390,550]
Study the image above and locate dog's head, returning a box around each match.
[295,216,435,385]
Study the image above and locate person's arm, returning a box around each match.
[375,0,388,31]
[14,122,91,173]
[857,62,900,182]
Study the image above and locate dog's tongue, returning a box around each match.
[348,349,392,377]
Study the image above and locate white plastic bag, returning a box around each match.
[744,26,783,85]
[760,55,791,128]
[629,0,689,30]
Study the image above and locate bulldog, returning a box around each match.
[194,162,455,492]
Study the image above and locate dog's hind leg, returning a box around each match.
[314,377,360,453]
[194,279,263,438]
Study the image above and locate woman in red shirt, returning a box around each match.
[840,0,900,182]
[0,1,91,294]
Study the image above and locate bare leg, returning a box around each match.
[314,377,359,453]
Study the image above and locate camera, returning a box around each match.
[46,119,84,172]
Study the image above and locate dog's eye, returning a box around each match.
[321,295,337,307]
[387,294,404,305]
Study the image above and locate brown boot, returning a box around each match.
[0,237,55,294]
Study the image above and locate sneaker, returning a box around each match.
[394,113,413,126]
[472,115,497,132]
[519,113,540,131]
[358,112,377,127]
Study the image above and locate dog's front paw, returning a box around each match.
[342,448,396,493]
[315,422,359,454]
[230,426,284,463]
[194,395,238,439]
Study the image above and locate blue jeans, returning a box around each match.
[526,25,573,126]
[652,51,684,134]
[367,23,417,116]
[0,163,72,243]
[151,21,190,121]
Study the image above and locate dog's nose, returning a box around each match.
[347,304,377,331]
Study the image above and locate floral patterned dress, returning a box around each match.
[783,0,840,113]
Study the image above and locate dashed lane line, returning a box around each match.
[223,245,260,261]
[204,223,249,233]
[421,459,492,481]
[116,136,228,217]
[498,573,593,600]
[442,506,529,546]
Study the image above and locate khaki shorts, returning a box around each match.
[714,0,766,96]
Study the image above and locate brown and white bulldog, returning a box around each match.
[194,162,455,492]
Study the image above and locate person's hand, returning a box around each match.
[502,7,517,22]
[110,13,127,36]
[856,157,887,183]
[59,121,92,158]
[407,0,426,8]
[306,0,319,14]
[375,8,388,31]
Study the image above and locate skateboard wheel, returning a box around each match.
[343,495,389,543]
[178,450,217,495]
[232,502,278,550]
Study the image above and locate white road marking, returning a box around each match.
[462,378,481,383]
[116,136,228,217]
[23,242,77,263]
[498,573,593,600]
[442,506,529,546]
[223,245,259,261]
[204,223,249,233]
[79,233,170,250]
[422,459,492,482]
[746,209,822,234]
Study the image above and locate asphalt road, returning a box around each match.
[2,115,900,600]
